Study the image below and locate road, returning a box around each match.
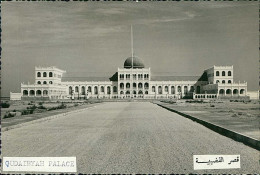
[2,102,260,173]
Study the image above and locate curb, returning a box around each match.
[2,106,97,132]
[156,103,260,151]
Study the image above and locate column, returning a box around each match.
[92,85,94,96]
[155,85,158,99]
[104,85,107,95]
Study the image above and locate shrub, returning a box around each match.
[27,105,37,110]
[21,108,35,115]
[4,113,16,119]
[1,102,10,108]
[38,105,46,109]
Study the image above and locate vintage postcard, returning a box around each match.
[1,1,259,174]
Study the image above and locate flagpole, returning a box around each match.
[131,25,134,68]
[131,25,134,98]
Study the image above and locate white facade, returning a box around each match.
[10,58,251,100]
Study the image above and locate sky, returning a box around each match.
[1,1,258,97]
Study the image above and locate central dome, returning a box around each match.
[124,56,145,69]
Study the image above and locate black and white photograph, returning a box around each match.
[1,1,259,174]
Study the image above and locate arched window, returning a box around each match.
[228,71,232,76]
[107,86,111,94]
[228,80,231,84]
[101,86,104,92]
[49,81,53,84]
[222,71,225,76]
[226,89,231,95]
[36,90,42,96]
[120,91,124,95]
[81,86,85,95]
[133,90,136,94]
[138,83,142,88]
[126,83,130,88]
[120,83,124,89]
[75,86,79,93]
[152,86,155,92]
[216,71,219,76]
[94,86,98,94]
[171,86,175,94]
[178,86,181,93]
[133,83,136,88]
[233,89,238,95]
[43,90,48,96]
[113,86,117,93]
[216,80,220,84]
[165,86,168,92]
[158,86,162,94]
[144,83,149,88]
[49,72,53,77]
[43,81,47,84]
[190,86,194,92]
[240,89,245,94]
[37,72,41,77]
[222,80,225,84]
[29,90,35,96]
[184,86,188,94]
[23,90,28,96]
[43,72,47,77]
[145,91,148,94]
[126,91,130,94]
[88,86,92,93]
[69,86,73,95]
[138,90,143,94]
[37,81,41,84]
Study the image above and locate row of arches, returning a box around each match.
[195,95,217,99]
[23,90,48,96]
[151,85,197,94]
[119,74,149,80]
[37,72,53,78]
[69,86,115,95]
[37,81,53,85]
[219,89,245,95]
[216,80,232,84]
[120,82,149,89]
[119,90,148,95]
[216,71,232,77]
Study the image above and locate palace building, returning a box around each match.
[10,56,249,101]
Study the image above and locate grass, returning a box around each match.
[2,100,101,119]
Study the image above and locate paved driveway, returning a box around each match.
[2,102,260,173]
